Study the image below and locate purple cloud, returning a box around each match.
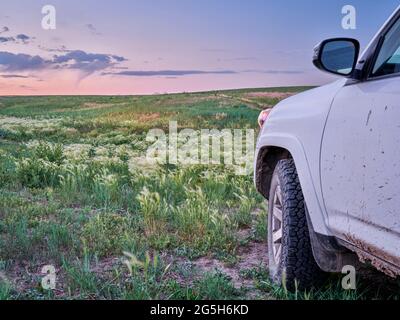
[0,26,9,34]
[15,34,31,43]
[0,52,48,71]
[0,36,14,43]
[86,24,102,36]
[0,50,127,74]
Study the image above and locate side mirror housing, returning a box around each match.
[313,38,360,76]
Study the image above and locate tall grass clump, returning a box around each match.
[81,212,136,258]
[15,142,65,188]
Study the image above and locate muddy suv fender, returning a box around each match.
[254,79,361,272]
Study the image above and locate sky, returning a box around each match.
[0,0,399,95]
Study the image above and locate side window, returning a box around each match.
[372,18,400,77]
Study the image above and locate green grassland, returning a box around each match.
[0,87,397,300]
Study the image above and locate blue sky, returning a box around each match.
[0,0,399,94]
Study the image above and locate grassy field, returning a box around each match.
[0,87,397,300]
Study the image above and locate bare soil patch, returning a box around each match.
[135,113,161,122]
[245,92,295,99]
[195,242,267,285]
[54,102,126,113]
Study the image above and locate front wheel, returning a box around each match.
[267,159,326,291]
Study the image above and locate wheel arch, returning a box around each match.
[255,134,329,235]
[255,134,360,272]
[255,146,291,200]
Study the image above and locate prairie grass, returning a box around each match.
[0,87,396,300]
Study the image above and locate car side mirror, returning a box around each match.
[313,38,360,76]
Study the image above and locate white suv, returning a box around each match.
[255,6,400,290]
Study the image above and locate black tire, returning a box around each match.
[268,159,326,291]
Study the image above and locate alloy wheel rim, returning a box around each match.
[272,185,283,265]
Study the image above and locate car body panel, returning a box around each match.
[255,79,346,235]
[321,76,400,270]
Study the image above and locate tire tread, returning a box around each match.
[272,159,326,291]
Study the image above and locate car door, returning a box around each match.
[321,17,400,267]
